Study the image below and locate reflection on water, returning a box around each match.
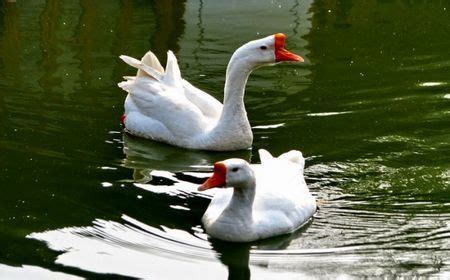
[28,215,223,279]
[28,214,311,279]
[122,133,251,175]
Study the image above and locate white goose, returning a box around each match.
[198,149,316,242]
[118,33,303,151]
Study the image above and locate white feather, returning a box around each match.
[200,150,316,242]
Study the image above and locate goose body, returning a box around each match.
[118,34,303,151]
[198,149,316,242]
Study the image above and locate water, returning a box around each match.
[1,0,449,279]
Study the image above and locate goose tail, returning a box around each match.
[138,51,164,77]
[162,51,183,89]
[258,149,274,164]
[278,150,305,170]
[119,54,163,81]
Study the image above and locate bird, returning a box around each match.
[118,33,303,151]
[198,149,316,242]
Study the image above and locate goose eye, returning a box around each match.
[260,45,267,50]
[231,167,239,172]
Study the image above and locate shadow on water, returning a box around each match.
[210,222,314,280]
[212,241,252,280]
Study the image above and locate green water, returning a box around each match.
[1,0,449,279]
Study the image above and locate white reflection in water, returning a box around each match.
[133,169,213,198]
[28,215,225,279]
[306,111,352,117]
[27,215,315,279]
[419,82,445,87]
[252,123,285,129]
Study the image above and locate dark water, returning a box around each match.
[1,0,449,279]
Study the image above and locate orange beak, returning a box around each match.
[198,162,227,191]
[274,33,304,62]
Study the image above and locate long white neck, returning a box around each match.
[222,184,256,223]
[207,54,254,149]
[222,55,252,119]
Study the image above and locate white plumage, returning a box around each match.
[198,149,316,242]
[118,33,303,151]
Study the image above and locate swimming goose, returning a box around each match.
[198,149,316,242]
[118,33,303,151]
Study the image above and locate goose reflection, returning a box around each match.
[121,133,251,183]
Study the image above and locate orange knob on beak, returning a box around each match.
[274,33,304,62]
[198,162,227,191]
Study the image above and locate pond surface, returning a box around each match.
[1,0,449,279]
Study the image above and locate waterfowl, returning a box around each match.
[198,149,316,242]
[118,33,303,151]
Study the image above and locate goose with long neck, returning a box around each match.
[198,149,317,242]
[118,33,303,151]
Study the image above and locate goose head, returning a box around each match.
[198,159,255,191]
[230,33,304,69]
